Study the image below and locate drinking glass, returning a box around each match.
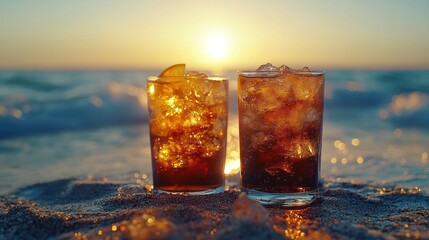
[147,73,228,194]
[238,67,324,206]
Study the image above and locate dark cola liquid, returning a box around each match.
[238,111,323,193]
[240,147,320,193]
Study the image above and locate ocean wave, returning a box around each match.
[2,69,429,139]
[387,110,429,128]
[0,82,148,139]
[2,75,70,92]
[325,89,389,109]
[382,92,429,129]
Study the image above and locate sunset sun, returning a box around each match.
[205,33,228,60]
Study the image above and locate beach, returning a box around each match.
[1,178,428,239]
[1,69,429,239]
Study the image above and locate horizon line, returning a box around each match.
[1,66,429,72]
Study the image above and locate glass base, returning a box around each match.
[242,188,320,208]
[152,185,224,195]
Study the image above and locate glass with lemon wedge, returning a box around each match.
[147,64,228,194]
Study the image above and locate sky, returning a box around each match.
[1,0,429,70]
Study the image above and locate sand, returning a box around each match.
[1,178,428,240]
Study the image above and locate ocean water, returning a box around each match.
[0,69,428,195]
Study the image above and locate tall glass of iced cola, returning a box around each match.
[147,64,228,194]
[238,63,324,207]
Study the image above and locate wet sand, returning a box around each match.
[1,178,428,240]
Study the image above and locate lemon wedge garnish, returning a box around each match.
[159,64,186,77]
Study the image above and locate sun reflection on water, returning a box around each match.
[390,92,428,115]
[224,157,240,175]
[224,120,241,175]
[329,137,365,167]
[12,109,22,118]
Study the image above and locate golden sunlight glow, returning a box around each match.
[1,2,429,69]
[224,157,240,175]
[357,156,364,165]
[148,85,155,95]
[90,96,103,107]
[12,109,22,118]
[422,152,428,164]
[390,92,427,115]
[351,138,360,147]
[0,105,6,115]
[205,33,228,60]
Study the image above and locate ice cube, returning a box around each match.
[256,63,279,71]
[148,93,189,137]
[262,101,307,133]
[282,139,317,159]
[232,193,269,224]
[147,82,175,102]
[265,161,293,176]
[301,66,311,72]
[272,138,318,160]
[213,117,226,134]
[187,77,227,106]
[241,112,261,132]
[278,65,291,73]
[239,90,258,108]
[149,118,168,137]
[153,138,188,169]
[251,131,275,152]
[255,84,280,111]
[204,80,228,106]
[304,107,319,123]
[203,137,221,158]
[261,83,284,111]
[265,141,317,176]
[185,71,208,79]
[150,117,179,137]
[290,72,324,101]
[239,76,258,100]
[183,110,201,128]
[293,140,316,159]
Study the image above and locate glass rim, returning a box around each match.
[237,70,325,76]
[147,76,228,82]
